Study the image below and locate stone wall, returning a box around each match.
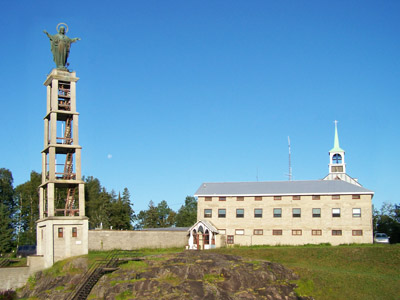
[88,229,189,251]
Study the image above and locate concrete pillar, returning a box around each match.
[47,183,54,217]
[39,187,44,219]
[51,79,58,111]
[73,114,79,145]
[79,184,85,216]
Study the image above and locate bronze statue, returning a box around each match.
[44,23,81,70]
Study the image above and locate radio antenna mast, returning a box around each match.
[288,136,292,181]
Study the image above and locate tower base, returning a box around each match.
[36,217,88,268]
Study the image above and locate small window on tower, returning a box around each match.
[72,227,77,238]
[332,154,342,164]
[58,228,63,238]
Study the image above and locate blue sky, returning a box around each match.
[1,1,399,213]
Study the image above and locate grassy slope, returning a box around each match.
[214,244,400,300]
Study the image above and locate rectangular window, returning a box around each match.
[352,195,361,199]
[352,230,363,236]
[72,227,77,238]
[219,197,226,201]
[254,229,263,235]
[254,208,263,218]
[255,196,262,201]
[205,197,212,201]
[312,230,322,236]
[332,166,343,172]
[218,209,226,218]
[332,230,342,236]
[332,195,340,200]
[292,208,301,218]
[273,208,282,218]
[352,208,361,218]
[227,235,234,244]
[204,209,212,218]
[312,195,320,200]
[274,196,282,200]
[235,229,244,235]
[236,209,244,218]
[292,229,302,236]
[237,196,244,201]
[293,195,301,200]
[332,208,341,218]
[312,208,321,218]
[219,229,226,235]
[58,227,63,238]
[273,230,282,236]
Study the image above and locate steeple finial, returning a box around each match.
[330,120,344,152]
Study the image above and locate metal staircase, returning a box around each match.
[66,250,142,300]
[66,251,120,300]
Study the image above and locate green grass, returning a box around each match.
[214,244,400,300]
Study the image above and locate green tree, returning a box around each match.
[14,171,41,246]
[108,189,134,230]
[374,202,400,244]
[84,176,112,229]
[0,168,15,253]
[156,200,176,228]
[175,196,197,227]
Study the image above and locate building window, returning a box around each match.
[254,229,263,235]
[236,209,244,218]
[332,208,341,218]
[58,228,63,238]
[332,166,344,172]
[235,229,244,235]
[352,230,363,236]
[332,230,342,236]
[274,196,282,200]
[205,197,212,201]
[219,197,226,201]
[72,227,77,238]
[219,229,226,235]
[273,208,282,218]
[204,209,212,218]
[312,230,322,236]
[312,195,320,200]
[237,196,244,201]
[352,208,361,218]
[312,208,321,218]
[218,209,226,218]
[273,230,282,236]
[255,196,262,201]
[332,153,342,164]
[332,195,340,200]
[254,208,263,218]
[352,195,361,200]
[293,195,301,200]
[292,229,302,236]
[227,235,234,244]
[292,208,301,218]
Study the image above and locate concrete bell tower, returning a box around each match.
[36,69,88,268]
[323,121,361,186]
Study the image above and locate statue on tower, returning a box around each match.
[44,23,81,70]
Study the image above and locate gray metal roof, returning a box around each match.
[139,227,190,232]
[194,180,373,196]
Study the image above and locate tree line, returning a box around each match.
[0,168,197,254]
[373,202,400,243]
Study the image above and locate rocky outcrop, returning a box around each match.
[18,251,312,299]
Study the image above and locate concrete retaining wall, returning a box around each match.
[0,267,30,291]
[89,229,188,250]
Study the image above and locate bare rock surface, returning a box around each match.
[18,251,313,299]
